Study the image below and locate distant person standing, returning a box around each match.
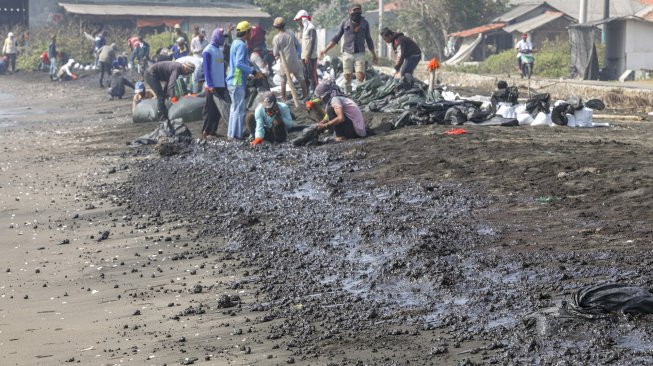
[48,34,57,80]
[381,28,422,77]
[2,32,18,73]
[98,43,117,87]
[271,17,308,102]
[294,10,318,92]
[130,35,150,74]
[191,29,208,57]
[320,3,378,94]
[171,24,189,46]
[201,28,231,139]
[94,31,106,68]
[226,21,264,140]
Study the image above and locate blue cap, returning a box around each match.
[135,81,144,93]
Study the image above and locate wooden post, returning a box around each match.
[278,53,301,108]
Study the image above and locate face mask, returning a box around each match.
[350,12,362,23]
[265,107,277,116]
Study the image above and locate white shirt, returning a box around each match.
[516,39,532,56]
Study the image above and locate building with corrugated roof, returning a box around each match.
[8,0,270,31]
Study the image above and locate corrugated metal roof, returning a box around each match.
[504,11,573,33]
[508,0,646,21]
[571,15,651,28]
[58,2,270,18]
[636,5,653,20]
[448,23,506,38]
[494,3,546,22]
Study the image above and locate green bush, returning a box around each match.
[146,31,176,53]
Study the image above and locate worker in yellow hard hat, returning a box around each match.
[225,20,264,140]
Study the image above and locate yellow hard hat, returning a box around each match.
[236,21,251,33]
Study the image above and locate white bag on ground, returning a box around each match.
[574,107,593,128]
[531,112,553,127]
[496,102,516,119]
[566,114,576,128]
[517,113,534,126]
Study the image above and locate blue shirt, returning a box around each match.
[202,44,226,89]
[226,39,254,87]
[254,102,293,139]
[172,44,189,60]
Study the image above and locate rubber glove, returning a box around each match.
[250,138,264,146]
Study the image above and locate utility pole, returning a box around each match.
[603,0,610,19]
[378,0,384,59]
[579,0,588,24]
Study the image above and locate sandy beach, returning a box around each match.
[2,71,653,365]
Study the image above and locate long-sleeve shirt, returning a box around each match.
[331,17,374,54]
[108,72,135,97]
[172,44,189,60]
[226,39,254,87]
[147,61,184,98]
[390,33,421,71]
[301,21,317,60]
[131,41,150,63]
[98,45,116,63]
[48,41,57,59]
[3,37,17,54]
[202,44,226,89]
[190,36,208,56]
[272,31,303,71]
[253,102,293,139]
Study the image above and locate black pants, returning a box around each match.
[202,88,231,135]
[246,113,287,143]
[144,71,168,120]
[327,107,359,139]
[6,53,16,72]
[99,61,111,87]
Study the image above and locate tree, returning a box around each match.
[397,0,508,59]
[313,0,350,29]
[253,0,322,25]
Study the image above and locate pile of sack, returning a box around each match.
[495,93,607,128]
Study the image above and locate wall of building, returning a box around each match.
[625,20,653,71]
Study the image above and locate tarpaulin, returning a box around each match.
[568,26,600,80]
[137,18,182,28]
[444,34,482,66]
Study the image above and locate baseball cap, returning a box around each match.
[135,81,145,93]
[260,91,277,108]
[350,4,362,11]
